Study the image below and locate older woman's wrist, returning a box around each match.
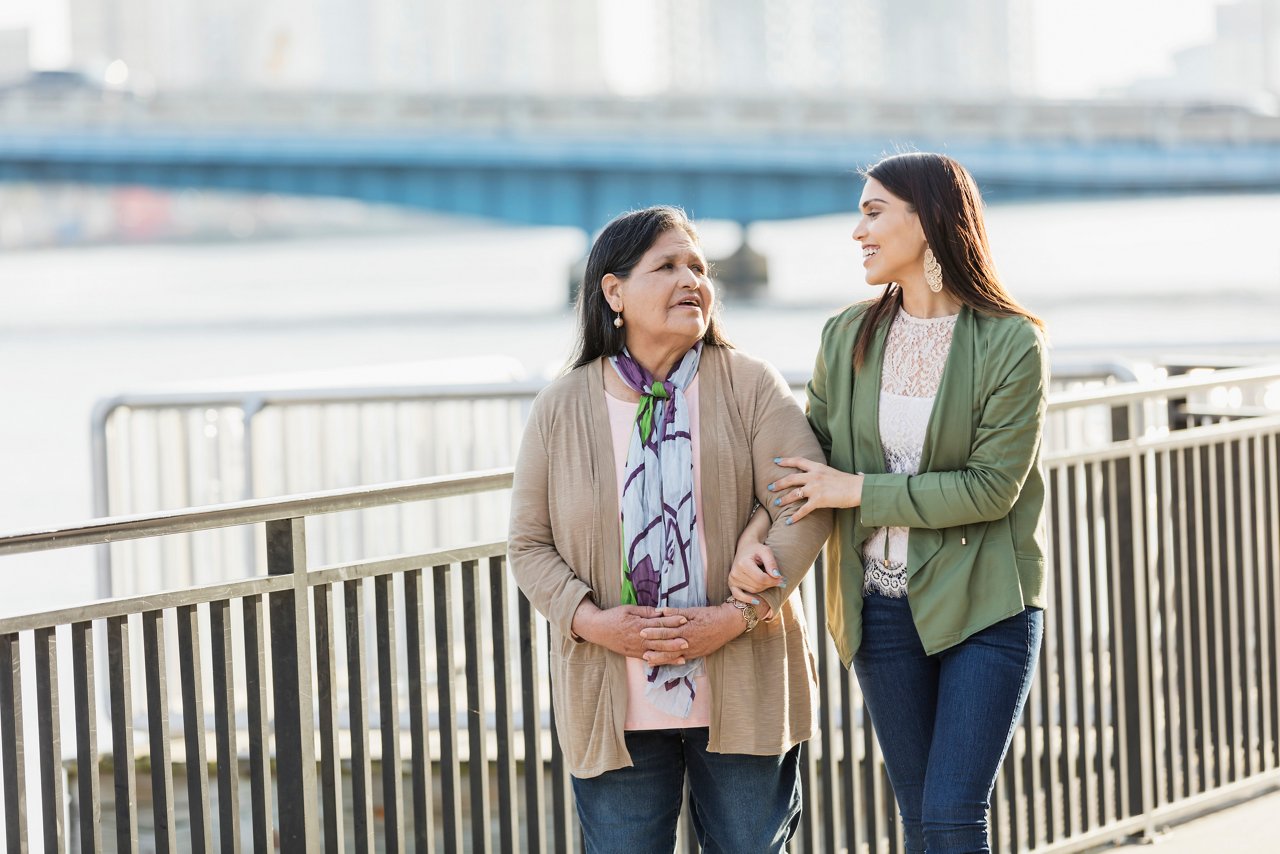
[722,600,758,636]
[570,598,599,643]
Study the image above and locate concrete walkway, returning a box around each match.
[1102,788,1280,852]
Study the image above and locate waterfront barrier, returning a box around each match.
[1,363,1278,850]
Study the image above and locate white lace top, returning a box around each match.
[861,308,958,597]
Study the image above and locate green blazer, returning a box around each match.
[809,302,1049,666]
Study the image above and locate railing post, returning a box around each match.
[0,633,28,853]
[1110,408,1157,832]
[35,627,66,853]
[266,517,320,848]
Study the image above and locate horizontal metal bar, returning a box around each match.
[0,576,294,634]
[306,542,508,587]
[0,542,507,633]
[1032,769,1280,854]
[1181,405,1277,419]
[1046,363,1280,413]
[93,379,546,414]
[1043,414,1280,467]
[0,468,513,557]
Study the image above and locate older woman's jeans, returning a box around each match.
[571,727,801,854]
[854,594,1043,854]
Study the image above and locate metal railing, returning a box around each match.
[89,373,543,598]
[1,364,1278,851]
[1,471,523,852]
[86,361,1131,598]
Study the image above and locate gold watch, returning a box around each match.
[725,595,759,633]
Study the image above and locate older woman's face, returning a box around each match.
[605,228,714,354]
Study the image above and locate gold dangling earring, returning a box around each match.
[613,311,624,329]
[924,246,943,293]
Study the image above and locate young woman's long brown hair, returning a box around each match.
[851,152,1044,369]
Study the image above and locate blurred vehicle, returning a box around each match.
[0,67,142,104]
[5,69,101,93]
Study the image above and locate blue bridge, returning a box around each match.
[2,92,1280,234]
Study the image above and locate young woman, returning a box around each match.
[731,152,1049,853]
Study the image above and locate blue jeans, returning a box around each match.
[571,727,802,854]
[853,594,1043,854]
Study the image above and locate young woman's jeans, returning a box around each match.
[570,727,801,854]
[853,594,1043,854]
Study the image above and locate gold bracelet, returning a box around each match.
[724,595,759,633]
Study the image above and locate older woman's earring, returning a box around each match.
[613,312,624,329]
[924,246,944,293]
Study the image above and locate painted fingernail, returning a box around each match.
[767,483,775,491]
[773,498,781,506]
[771,570,782,577]
[785,518,793,525]
[752,598,760,605]
[773,457,781,464]
[779,579,788,588]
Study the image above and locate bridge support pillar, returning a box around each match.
[712,239,769,300]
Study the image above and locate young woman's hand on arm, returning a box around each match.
[768,457,864,522]
[727,505,781,609]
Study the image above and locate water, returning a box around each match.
[3,191,1280,618]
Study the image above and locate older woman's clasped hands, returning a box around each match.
[572,602,741,667]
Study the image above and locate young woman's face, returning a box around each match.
[852,177,927,286]
[603,227,714,355]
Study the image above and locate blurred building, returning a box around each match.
[1122,0,1280,105]
[68,0,258,90]
[646,0,1033,97]
[0,27,32,84]
[65,0,606,92]
[874,0,1035,98]
[61,0,1036,97]
[653,0,876,94]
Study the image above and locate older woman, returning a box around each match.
[508,206,832,853]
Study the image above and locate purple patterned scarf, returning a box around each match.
[610,343,705,717]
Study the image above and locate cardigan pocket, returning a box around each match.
[549,653,614,777]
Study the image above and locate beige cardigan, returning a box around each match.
[508,345,833,778]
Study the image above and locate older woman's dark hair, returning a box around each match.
[851,152,1044,369]
[570,206,732,371]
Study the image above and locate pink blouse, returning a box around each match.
[605,378,712,730]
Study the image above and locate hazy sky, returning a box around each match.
[1030,0,1219,96]
[1,0,1222,98]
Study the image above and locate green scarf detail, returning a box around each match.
[635,381,669,443]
